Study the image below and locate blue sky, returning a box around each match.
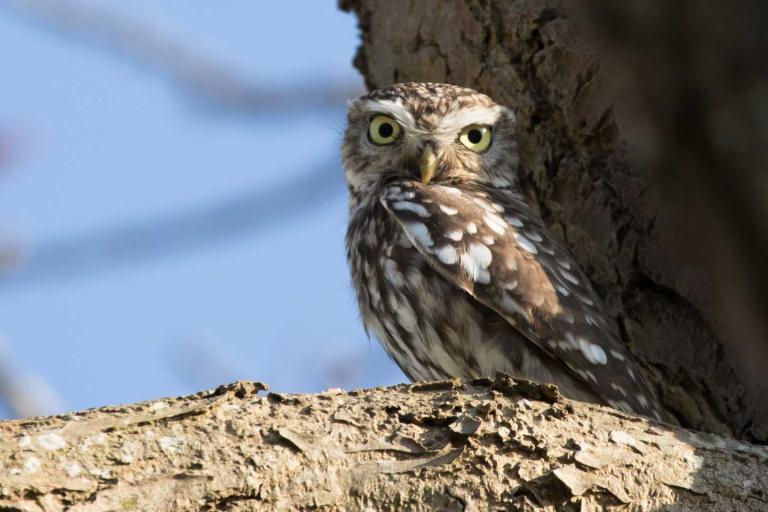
[0,1,403,417]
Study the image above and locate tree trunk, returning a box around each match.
[339,0,768,443]
[1,379,766,511]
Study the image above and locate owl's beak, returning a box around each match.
[419,145,437,185]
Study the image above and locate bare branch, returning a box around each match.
[0,378,765,510]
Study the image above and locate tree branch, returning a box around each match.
[0,379,765,511]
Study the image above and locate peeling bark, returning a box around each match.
[339,0,768,443]
[0,380,766,511]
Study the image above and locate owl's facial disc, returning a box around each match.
[342,84,519,192]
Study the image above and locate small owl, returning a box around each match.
[342,82,662,420]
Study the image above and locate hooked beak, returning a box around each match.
[419,145,437,185]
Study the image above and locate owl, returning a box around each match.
[342,82,662,420]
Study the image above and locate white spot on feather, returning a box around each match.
[467,243,492,267]
[504,215,524,227]
[565,332,579,349]
[609,350,626,361]
[461,243,492,284]
[555,284,570,297]
[436,245,459,265]
[513,232,538,254]
[392,201,430,217]
[578,338,607,365]
[466,223,478,234]
[483,212,507,235]
[446,229,463,241]
[473,197,493,210]
[439,204,458,215]
[404,221,434,247]
[611,383,628,397]
[576,369,599,384]
[560,269,580,284]
[525,230,543,242]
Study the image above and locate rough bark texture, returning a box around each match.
[1,379,766,511]
[339,0,768,443]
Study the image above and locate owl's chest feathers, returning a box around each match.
[347,200,506,381]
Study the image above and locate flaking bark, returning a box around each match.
[1,379,766,511]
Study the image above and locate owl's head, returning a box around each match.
[342,83,518,196]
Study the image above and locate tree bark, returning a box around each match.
[339,0,768,443]
[1,379,766,511]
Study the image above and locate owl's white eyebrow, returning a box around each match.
[437,106,504,132]
[359,99,418,131]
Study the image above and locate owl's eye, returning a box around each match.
[459,125,492,153]
[368,115,401,145]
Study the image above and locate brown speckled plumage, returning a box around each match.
[342,83,662,420]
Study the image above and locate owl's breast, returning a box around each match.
[346,198,603,403]
[347,201,474,380]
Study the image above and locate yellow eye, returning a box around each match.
[368,115,401,145]
[459,124,492,152]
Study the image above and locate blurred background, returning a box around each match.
[0,0,403,419]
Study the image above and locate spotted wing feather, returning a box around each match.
[381,180,662,420]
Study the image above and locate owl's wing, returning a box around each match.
[381,180,663,420]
